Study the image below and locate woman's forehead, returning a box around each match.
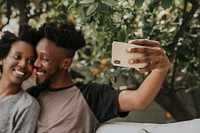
[10,41,35,55]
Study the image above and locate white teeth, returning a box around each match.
[15,70,25,76]
[36,72,44,76]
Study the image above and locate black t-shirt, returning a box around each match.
[76,82,129,123]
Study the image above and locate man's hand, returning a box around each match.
[127,39,171,73]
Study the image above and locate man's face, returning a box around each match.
[34,38,65,86]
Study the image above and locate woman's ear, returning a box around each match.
[61,58,73,70]
[0,59,3,66]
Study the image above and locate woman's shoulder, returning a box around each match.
[16,90,40,109]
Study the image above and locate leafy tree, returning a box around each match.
[0,0,199,121]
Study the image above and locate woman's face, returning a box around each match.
[1,40,35,85]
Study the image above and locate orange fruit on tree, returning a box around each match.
[100,59,108,69]
[92,68,100,76]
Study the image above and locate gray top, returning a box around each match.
[0,89,40,133]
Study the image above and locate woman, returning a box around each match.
[0,25,40,133]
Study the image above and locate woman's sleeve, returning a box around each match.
[12,99,40,133]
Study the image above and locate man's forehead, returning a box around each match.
[36,38,71,58]
[37,38,56,48]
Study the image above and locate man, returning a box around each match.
[28,22,170,133]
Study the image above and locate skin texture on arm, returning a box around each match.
[118,39,171,112]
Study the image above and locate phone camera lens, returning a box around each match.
[114,60,121,64]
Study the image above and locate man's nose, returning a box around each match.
[34,58,41,67]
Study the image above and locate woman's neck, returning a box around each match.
[0,80,21,99]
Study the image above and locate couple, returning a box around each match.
[0,22,171,133]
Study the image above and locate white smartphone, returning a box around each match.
[111,41,147,68]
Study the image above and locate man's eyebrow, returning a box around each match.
[39,52,49,57]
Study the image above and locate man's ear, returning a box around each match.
[61,58,73,70]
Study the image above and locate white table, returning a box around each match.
[96,119,200,133]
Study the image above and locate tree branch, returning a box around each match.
[0,0,11,31]
[169,0,199,92]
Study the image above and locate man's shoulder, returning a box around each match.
[76,82,116,95]
[76,82,110,89]
[26,85,45,98]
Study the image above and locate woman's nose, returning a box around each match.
[18,60,26,68]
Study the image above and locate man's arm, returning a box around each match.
[118,39,171,112]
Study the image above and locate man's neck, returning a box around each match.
[48,73,75,89]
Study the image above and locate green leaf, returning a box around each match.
[148,0,161,12]
[86,2,99,16]
[135,0,145,8]
[77,5,87,21]
[79,0,95,4]
[161,0,172,9]
[101,0,118,7]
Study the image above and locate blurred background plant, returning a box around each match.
[0,0,199,122]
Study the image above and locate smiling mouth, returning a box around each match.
[36,71,45,76]
[13,69,25,76]
[35,70,48,85]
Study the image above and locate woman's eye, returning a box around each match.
[14,55,21,60]
[27,59,34,64]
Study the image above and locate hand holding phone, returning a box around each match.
[111,41,147,68]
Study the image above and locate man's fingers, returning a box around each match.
[128,39,161,47]
[127,47,163,55]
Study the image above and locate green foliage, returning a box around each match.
[135,0,145,8]
[11,0,197,91]
[161,0,172,9]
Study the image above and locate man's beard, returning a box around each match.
[36,66,60,88]
[36,77,50,88]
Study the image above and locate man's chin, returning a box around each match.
[36,78,50,88]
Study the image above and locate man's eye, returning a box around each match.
[42,56,49,61]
